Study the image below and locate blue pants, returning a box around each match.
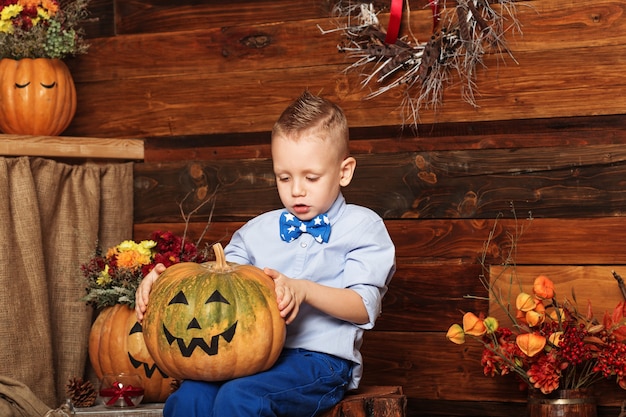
[163,348,353,417]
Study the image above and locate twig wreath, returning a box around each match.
[320,0,522,127]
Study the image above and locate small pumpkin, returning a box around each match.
[142,243,286,381]
[89,304,173,402]
[0,58,76,136]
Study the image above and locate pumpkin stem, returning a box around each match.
[212,243,228,270]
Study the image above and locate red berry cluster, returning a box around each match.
[558,323,593,365]
[594,340,626,379]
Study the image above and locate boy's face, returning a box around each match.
[272,133,355,221]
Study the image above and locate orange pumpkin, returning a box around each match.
[89,304,173,402]
[0,58,76,136]
[142,243,286,381]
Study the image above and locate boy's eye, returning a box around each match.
[278,176,290,182]
[306,177,319,182]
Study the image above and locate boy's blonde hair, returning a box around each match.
[272,91,350,159]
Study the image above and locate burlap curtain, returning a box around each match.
[0,156,133,408]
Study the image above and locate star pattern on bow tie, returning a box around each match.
[279,212,331,243]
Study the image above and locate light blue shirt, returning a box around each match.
[224,193,396,389]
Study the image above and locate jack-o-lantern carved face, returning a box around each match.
[0,58,76,135]
[89,304,174,403]
[142,243,286,382]
[127,321,169,379]
[162,290,238,357]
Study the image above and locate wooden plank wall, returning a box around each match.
[65,0,626,416]
[67,0,626,137]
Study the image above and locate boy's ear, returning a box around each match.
[339,156,357,187]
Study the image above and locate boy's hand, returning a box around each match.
[135,263,167,322]
[264,267,369,325]
[264,267,304,325]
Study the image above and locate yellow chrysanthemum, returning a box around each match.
[0,19,14,34]
[116,240,138,252]
[36,7,50,23]
[137,239,157,256]
[1,4,23,21]
[96,265,111,286]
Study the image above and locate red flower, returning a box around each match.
[527,351,562,394]
[147,230,210,269]
[21,6,37,17]
[481,329,520,377]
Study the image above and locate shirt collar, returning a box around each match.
[326,192,346,226]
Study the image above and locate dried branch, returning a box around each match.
[177,185,219,251]
[323,0,522,128]
[612,270,626,301]
[471,203,534,329]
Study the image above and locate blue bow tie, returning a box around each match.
[279,212,331,243]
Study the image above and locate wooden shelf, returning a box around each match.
[0,134,144,160]
[74,403,163,416]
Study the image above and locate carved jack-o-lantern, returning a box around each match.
[0,58,76,135]
[142,243,286,381]
[89,304,173,402]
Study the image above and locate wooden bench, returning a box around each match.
[74,385,406,417]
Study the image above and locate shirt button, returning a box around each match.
[300,242,307,248]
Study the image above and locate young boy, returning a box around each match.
[135,91,396,417]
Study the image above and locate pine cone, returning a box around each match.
[65,377,97,408]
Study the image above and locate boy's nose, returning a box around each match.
[291,180,306,196]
